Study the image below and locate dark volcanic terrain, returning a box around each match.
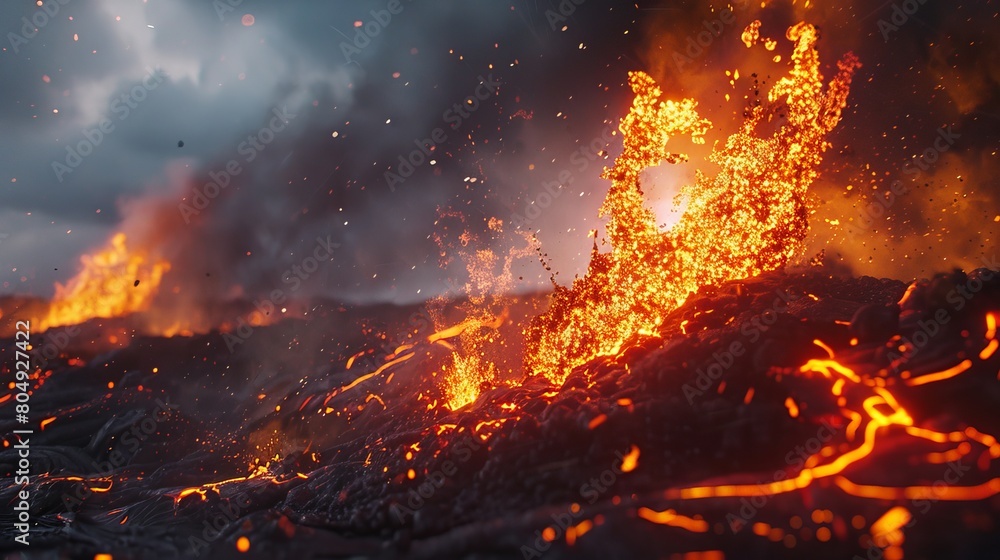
[3,267,1000,559]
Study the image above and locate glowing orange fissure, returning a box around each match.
[661,316,1000,505]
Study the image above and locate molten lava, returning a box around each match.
[37,232,169,332]
[436,218,537,409]
[525,22,862,384]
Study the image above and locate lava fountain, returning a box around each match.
[525,22,861,384]
[35,232,170,333]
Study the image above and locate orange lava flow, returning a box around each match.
[37,233,169,332]
[662,316,1000,506]
[169,465,277,506]
[868,506,910,559]
[524,22,862,384]
[637,507,710,532]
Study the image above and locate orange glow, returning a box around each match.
[752,522,770,536]
[345,350,365,370]
[637,507,709,532]
[905,359,972,386]
[677,553,724,560]
[813,339,835,358]
[433,224,536,409]
[175,487,208,503]
[236,536,250,552]
[657,341,1000,506]
[979,339,998,360]
[799,358,861,383]
[655,340,1000,507]
[871,506,910,544]
[171,467,272,506]
[588,414,608,429]
[37,233,169,332]
[340,352,414,392]
[926,442,972,464]
[835,477,1000,501]
[524,23,861,384]
[58,476,114,493]
[784,397,800,418]
[620,445,640,473]
[565,519,593,546]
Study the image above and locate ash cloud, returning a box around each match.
[0,0,643,306]
[1,0,997,309]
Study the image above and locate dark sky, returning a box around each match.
[1,0,998,306]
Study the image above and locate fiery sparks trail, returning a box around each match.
[339,217,535,409]
[37,233,169,332]
[525,22,862,384]
[441,220,538,408]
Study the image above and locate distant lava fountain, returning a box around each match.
[36,232,169,332]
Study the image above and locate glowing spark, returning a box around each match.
[620,445,640,473]
[905,359,972,386]
[637,508,709,532]
[813,339,835,358]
